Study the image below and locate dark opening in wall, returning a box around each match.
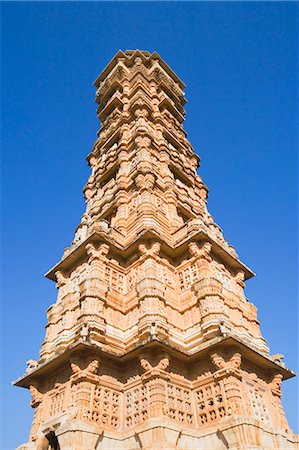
[46,431,60,450]
[100,164,119,188]
[103,207,117,226]
[170,165,192,188]
[177,207,192,224]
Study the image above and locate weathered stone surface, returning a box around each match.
[15,50,298,450]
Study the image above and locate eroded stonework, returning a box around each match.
[15,50,298,450]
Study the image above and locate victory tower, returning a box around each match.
[15,50,298,450]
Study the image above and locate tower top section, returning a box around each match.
[92,49,188,137]
[94,49,185,89]
[46,49,254,283]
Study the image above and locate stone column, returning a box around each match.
[210,352,245,417]
[137,360,182,450]
[113,191,128,231]
[148,376,168,418]
[78,243,109,340]
[270,374,290,432]
[222,373,244,416]
[70,362,100,421]
[194,277,225,340]
[29,386,43,445]
[165,190,181,228]
[54,362,102,450]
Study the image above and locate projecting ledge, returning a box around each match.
[13,335,295,390]
[45,228,254,282]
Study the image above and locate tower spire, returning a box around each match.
[15,50,297,450]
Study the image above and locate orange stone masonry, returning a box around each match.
[15,50,298,450]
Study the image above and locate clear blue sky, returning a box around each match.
[1,2,298,448]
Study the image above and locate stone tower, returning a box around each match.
[15,50,298,450]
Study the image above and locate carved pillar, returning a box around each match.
[147,376,168,418]
[191,244,228,339]
[270,374,289,432]
[165,190,181,227]
[86,242,109,282]
[29,386,43,444]
[137,358,181,450]
[135,171,156,215]
[195,283,225,339]
[138,295,166,342]
[222,373,244,416]
[70,360,100,421]
[211,352,245,417]
[78,244,109,340]
[140,357,170,419]
[113,190,128,231]
[114,152,129,229]
[137,244,168,341]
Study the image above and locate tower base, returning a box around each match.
[17,416,299,450]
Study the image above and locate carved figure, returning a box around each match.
[91,220,109,233]
[156,357,170,371]
[230,352,242,369]
[29,386,43,405]
[210,353,226,370]
[55,271,67,288]
[80,323,89,341]
[86,242,97,259]
[70,362,81,373]
[271,373,283,392]
[26,359,38,371]
[86,242,109,260]
[271,354,285,366]
[81,213,91,225]
[210,352,241,370]
[235,271,245,287]
[71,359,100,375]
[62,247,71,258]
[188,242,201,257]
[188,241,212,261]
[135,173,155,190]
[139,356,169,372]
[86,360,99,374]
[150,322,158,338]
[140,358,153,371]
[138,244,148,255]
[138,242,161,257]
[135,135,151,149]
[150,242,161,255]
[219,320,229,336]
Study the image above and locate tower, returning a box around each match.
[15,50,298,450]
